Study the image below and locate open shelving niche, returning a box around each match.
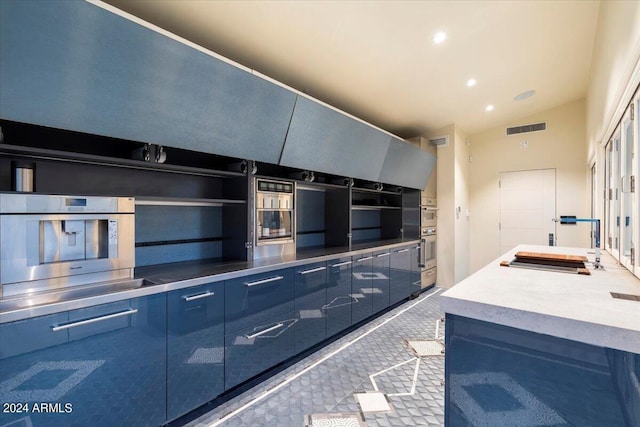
[0,120,251,268]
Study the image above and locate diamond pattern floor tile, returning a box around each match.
[184,288,445,427]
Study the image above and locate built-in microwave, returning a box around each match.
[421,206,437,228]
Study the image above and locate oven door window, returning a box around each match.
[257,210,293,242]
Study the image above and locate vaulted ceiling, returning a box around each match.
[102,0,600,138]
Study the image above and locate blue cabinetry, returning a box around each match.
[294,262,327,353]
[0,295,166,427]
[167,281,225,421]
[280,96,392,182]
[372,250,391,313]
[224,269,295,389]
[351,253,374,324]
[0,1,296,164]
[326,257,353,337]
[389,246,412,304]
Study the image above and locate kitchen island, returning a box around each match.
[440,245,640,427]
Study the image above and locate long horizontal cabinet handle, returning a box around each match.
[299,266,326,275]
[51,308,138,332]
[245,276,284,287]
[376,253,390,258]
[395,249,409,253]
[245,322,284,339]
[356,256,374,262]
[330,261,352,267]
[182,290,215,302]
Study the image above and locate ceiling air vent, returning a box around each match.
[429,136,449,147]
[506,122,546,136]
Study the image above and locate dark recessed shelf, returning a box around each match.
[351,205,402,210]
[135,197,245,207]
[0,144,247,178]
[352,187,402,196]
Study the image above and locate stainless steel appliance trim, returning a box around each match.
[245,275,284,287]
[356,256,374,262]
[420,238,427,268]
[51,308,137,332]
[330,261,352,267]
[182,291,215,302]
[299,266,326,275]
[245,322,284,339]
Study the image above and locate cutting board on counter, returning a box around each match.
[500,251,590,275]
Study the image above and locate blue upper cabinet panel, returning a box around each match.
[378,137,436,189]
[280,96,391,182]
[0,1,296,164]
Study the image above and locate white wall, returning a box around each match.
[468,99,589,273]
[586,0,640,249]
[587,1,640,160]
[431,124,470,288]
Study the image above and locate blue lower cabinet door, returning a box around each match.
[326,257,353,337]
[225,269,294,334]
[167,281,225,421]
[0,295,167,427]
[294,262,327,353]
[351,253,373,324]
[409,243,422,295]
[371,251,390,313]
[224,311,296,390]
[390,246,411,304]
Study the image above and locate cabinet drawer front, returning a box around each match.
[326,257,352,337]
[351,253,373,324]
[224,310,296,390]
[0,294,167,427]
[225,269,294,333]
[167,281,225,421]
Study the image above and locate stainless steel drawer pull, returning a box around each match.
[299,266,326,275]
[245,322,284,339]
[245,276,284,287]
[51,308,138,332]
[426,270,435,276]
[376,253,390,258]
[356,256,374,262]
[395,249,409,253]
[330,261,352,267]
[183,291,215,302]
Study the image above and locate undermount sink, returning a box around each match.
[0,278,157,313]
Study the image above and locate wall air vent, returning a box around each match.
[429,136,449,147]
[506,122,546,136]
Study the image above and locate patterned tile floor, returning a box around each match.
[183,287,445,427]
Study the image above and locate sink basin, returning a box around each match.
[0,278,157,313]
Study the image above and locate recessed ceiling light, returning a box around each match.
[432,31,447,44]
[485,105,495,112]
[466,79,477,87]
[514,89,537,101]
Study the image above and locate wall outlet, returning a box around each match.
[520,140,528,148]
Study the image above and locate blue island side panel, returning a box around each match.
[445,314,638,427]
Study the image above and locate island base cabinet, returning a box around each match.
[167,281,225,422]
[445,314,635,427]
[0,295,166,427]
[224,310,296,390]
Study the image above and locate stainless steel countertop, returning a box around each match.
[0,238,420,323]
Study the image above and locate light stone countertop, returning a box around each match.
[440,245,640,354]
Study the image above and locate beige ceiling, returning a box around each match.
[102,0,600,138]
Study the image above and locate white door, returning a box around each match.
[499,169,556,254]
